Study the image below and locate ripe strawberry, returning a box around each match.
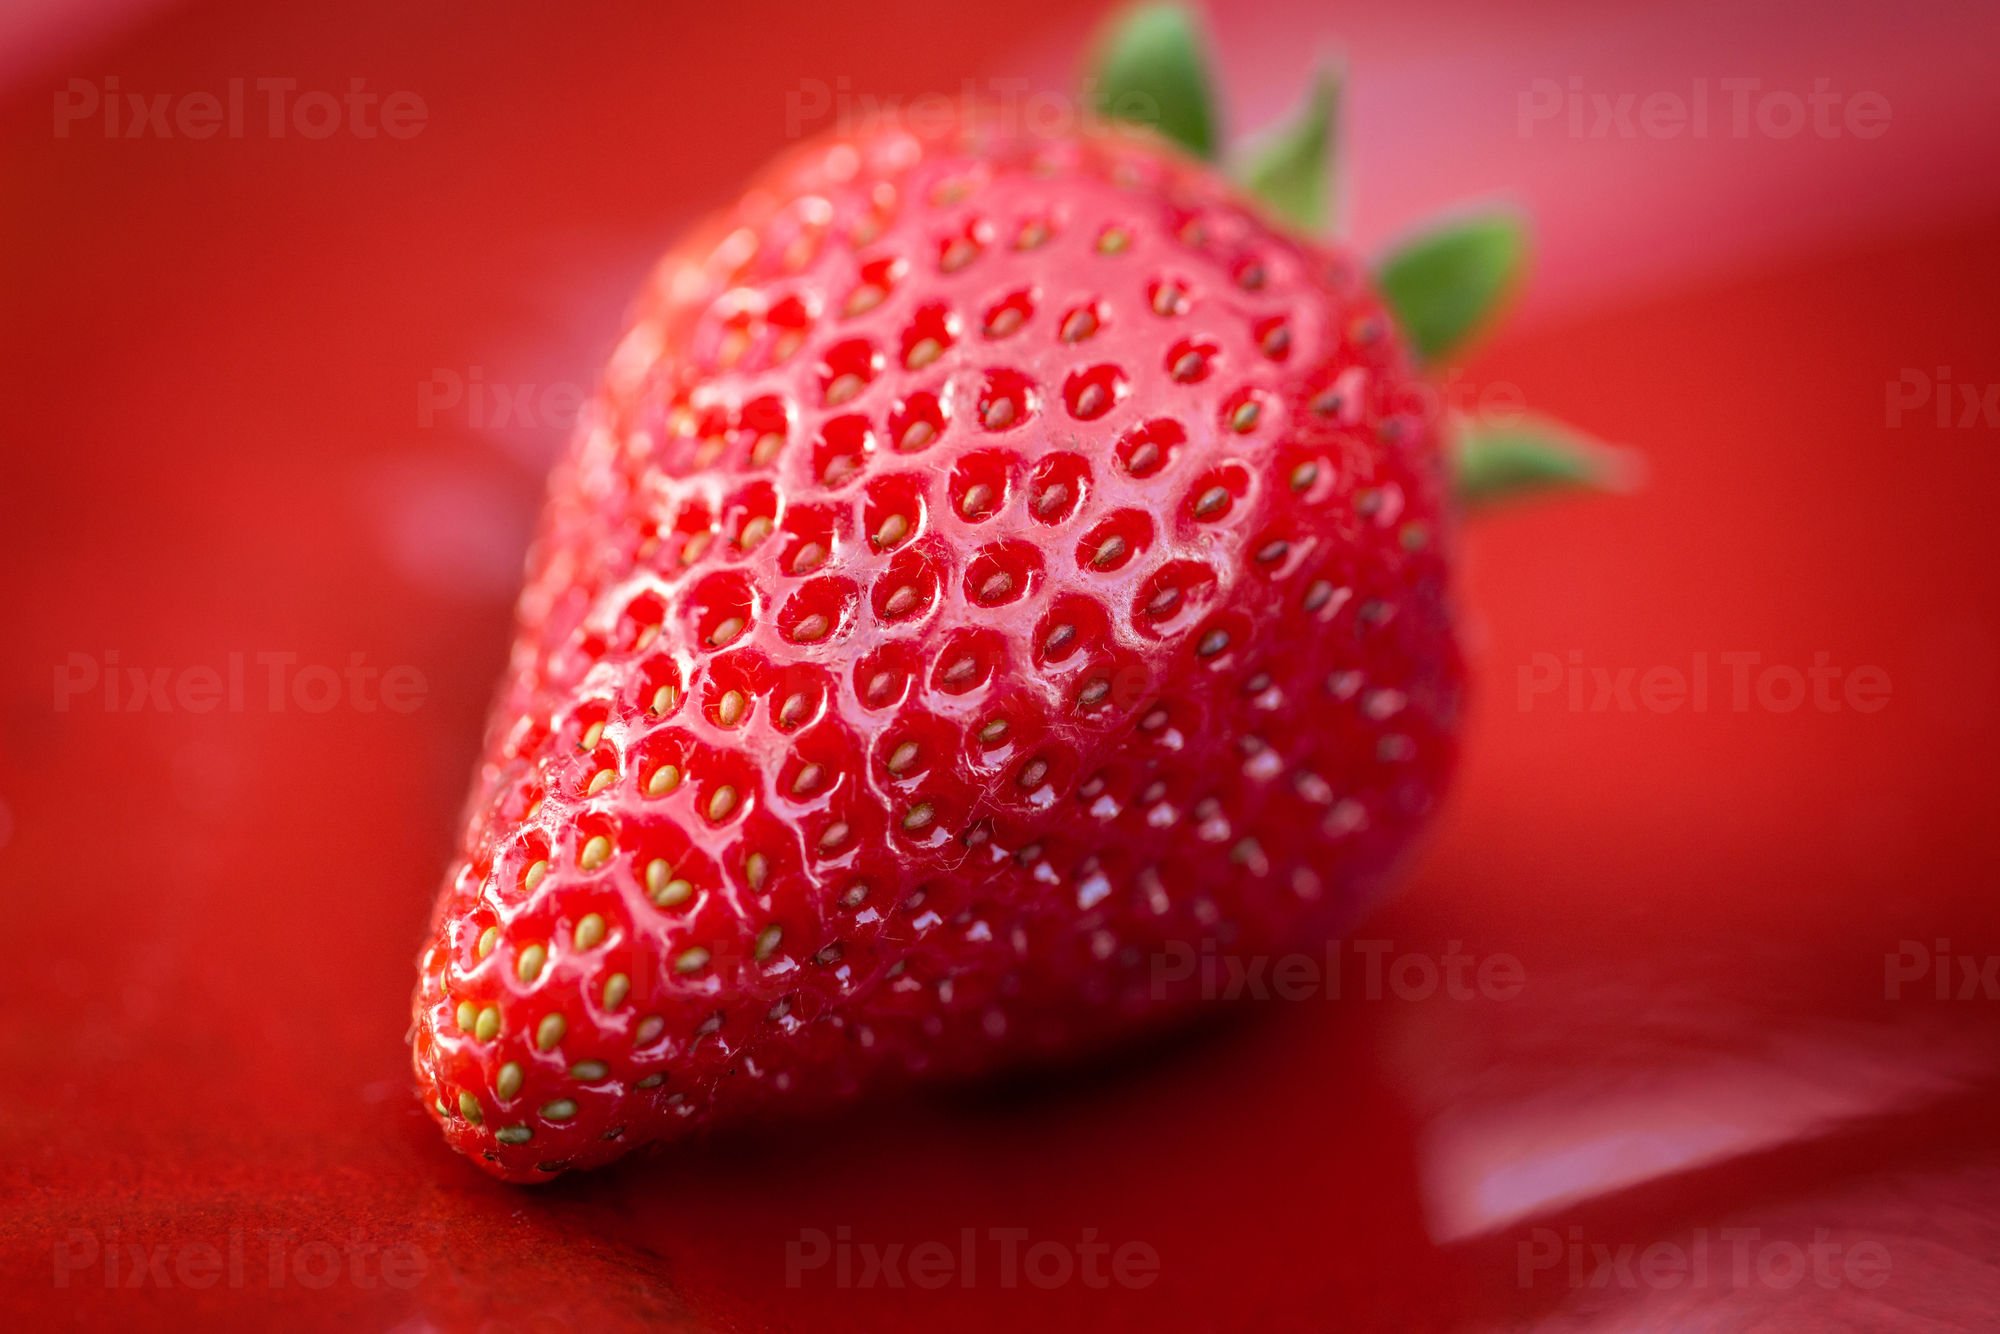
[412,7,1601,1181]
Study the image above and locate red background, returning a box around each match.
[3,0,1998,1327]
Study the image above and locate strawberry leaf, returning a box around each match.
[1089,3,1219,160]
[1455,416,1640,507]
[1377,212,1525,363]
[1238,65,1340,234]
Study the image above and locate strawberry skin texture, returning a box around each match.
[413,116,1462,1181]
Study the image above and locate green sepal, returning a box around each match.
[1454,416,1640,508]
[1089,3,1220,159]
[1238,64,1340,233]
[1377,212,1525,364]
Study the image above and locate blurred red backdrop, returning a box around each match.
[3,0,1998,1328]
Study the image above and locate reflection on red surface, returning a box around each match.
[3,0,1998,1328]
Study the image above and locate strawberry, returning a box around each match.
[412,4,1608,1181]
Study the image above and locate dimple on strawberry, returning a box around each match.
[412,3,1618,1181]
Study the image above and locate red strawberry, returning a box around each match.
[412,8,1603,1181]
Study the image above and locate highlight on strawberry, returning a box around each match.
[410,1,1622,1181]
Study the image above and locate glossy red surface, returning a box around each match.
[4,0,1998,1328]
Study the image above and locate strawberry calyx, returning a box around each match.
[1090,2,1628,506]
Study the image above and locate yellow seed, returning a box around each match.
[874,514,909,547]
[884,585,919,617]
[457,1091,482,1122]
[649,684,677,715]
[792,542,827,573]
[961,483,993,517]
[475,1006,501,1042]
[779,693,810,727]
[709,615,745,646]
[647,764,681,797]
[1093,535,1127,567]
[637,1073,666,1089]
[755,924,783,960]
[792,613,830,643]
[579,836,612,872]
[676,947,711,974]
[540,1099,578,1122]
[516,944,547,983]
[717,690,746,726]
[646,858,683,902]
[979,718,1008,743]
[819,821,850,850]
[571,1060,609,1081]
[844,284,887,318]
[477,925,500,958]
[1060,308,1098,343]
[792,763,823,796]
[536,1014,566,1052]
[897,418,936,452]
[902,802,935,832]
[1195,486,1229,518]
[496,1061,523,1100]
[752,431,785,465]
[740,515,774,549]
[1230,401,1261,433]
[941,237,978,271]
[574,914,606,951]
[746,852,769,891]
[707,785,739,821]
[522,859,548,893]
[981,397,1018,430]
[825,372,865,406]
[495,1126,532,1145]
[1098,227,1130,254]
[986,306,1024,338]
[980,571,1014,602]
[887,742,919,774]
[455,1001,478,1032]
[585,768,615,796]
[636,1016,665,1045]
[580,720,605,751]
[905,337,943,370]
[717,327,749,368]
[603,973,630,1009]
